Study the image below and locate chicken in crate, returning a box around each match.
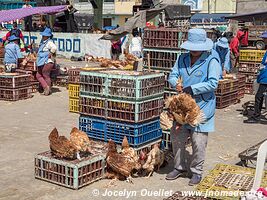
[34,127,107,189]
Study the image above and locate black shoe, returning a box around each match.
[189,174,202,186]
[165,169,186,180]
[244,116,260,124]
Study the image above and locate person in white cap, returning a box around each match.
[167,28,221,185]
[214,37,231,76]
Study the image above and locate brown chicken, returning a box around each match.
[70,127,92,159]
[106,140,141,183]
[48,128,77,159]
[121,136,139,163]
[164,93,205,128]
[142,144,165,178]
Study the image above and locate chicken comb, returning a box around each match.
[122,136,130,148]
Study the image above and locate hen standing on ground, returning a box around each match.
[142,144,165,178]
[106,140,141,183]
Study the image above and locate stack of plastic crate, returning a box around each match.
[215,79,239,109]
[79,70,165,150]
[16,58,39,93]
[68,68,81,113]
[143,28,187,150]
[238,49,265,94]
[0,46,4,64]
[0,73,32,101]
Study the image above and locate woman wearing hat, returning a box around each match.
[36,27,57,96]
[167,29,221,185]
[4,35,23,72]
[214,37,231,75]
[245,32,267,124]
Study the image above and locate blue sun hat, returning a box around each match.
[260,31,267,38]
[8,35,20,41]
[181,28,213,51]
[217,37,229,48]
[40,27,53,37]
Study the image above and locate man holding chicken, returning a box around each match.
[167,29,221,185]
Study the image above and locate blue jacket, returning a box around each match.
[37,39,51,67]
[257,50,267,84]
[4,42,23,64]
[213,43,231,72]
[168,49,221,132]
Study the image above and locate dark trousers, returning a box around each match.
[254,84,267,117]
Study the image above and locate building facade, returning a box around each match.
[74,0,138,27]
[236,0,267,14]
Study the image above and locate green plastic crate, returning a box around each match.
[80,95,164,123]
[80,70,165,101]
[34,151,106,190]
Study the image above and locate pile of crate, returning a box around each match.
[215,78,239,109]
[16,58,39,93]
[68,68,81,113]
[78,70,165,149]
[238,49,265,94]
[0,73,32,101]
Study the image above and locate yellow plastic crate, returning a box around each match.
[197,163,267,200]
[69,98,79,113]
[68,84,80,98]
[239,50,265,62]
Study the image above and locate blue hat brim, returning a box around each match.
[40,32,52,37]
[181,38,214,51]
[217,42,229,48]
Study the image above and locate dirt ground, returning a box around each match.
[0,88,266,200]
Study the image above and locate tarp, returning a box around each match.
[0,5,67,23]
[224,10,267,22]
[99,5,168,41]
[191,13,229,23]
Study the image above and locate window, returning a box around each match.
[103,18,112,26]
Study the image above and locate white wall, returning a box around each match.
[0,32,112,59]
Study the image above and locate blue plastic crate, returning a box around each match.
[79,116,162,148]
[80,70,165,101]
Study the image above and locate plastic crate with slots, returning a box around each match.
[237,86,245,100]
[68,68,81,84]
[162,131,172,150]
[164,90,177,99]
[216,91,238,109]
[238,62,260,73]
[0,73,31,88]
[0,86,32,101]
[143,49,182,71]
[143,28,187,49]
[80,70,165,101]
[68,84,80,99]
[237,72,257,84]
[197,163,267,200]
[239,49,265,62]
[69,98,80,113]
[237,74,246,87]
[54,75,68,87]
[31,82,39,93]
[245,83,254,95]
[79,116,162,148]
[164,191,209,200]
[34,151,106,190]
[215,79,239,95]
[15,69,37,82]
[80,95,164,123]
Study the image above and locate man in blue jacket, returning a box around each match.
[4,35,23,72]
[214,37,231,75]
[167,29,221,185]
[245,32,267,123]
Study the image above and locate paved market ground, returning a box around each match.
[0,88,266,200]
